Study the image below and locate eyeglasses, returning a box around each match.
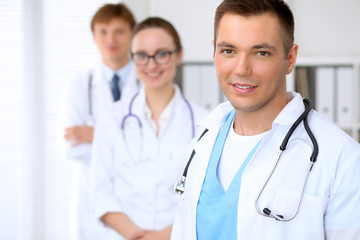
[131,49,179,66]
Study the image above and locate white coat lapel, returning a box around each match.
[188,102,233,201]
[182,128,219,240]
[91,66,113,121]
[121,63,140,105]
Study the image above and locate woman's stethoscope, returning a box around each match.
[85,72,195,164]
[174,98,319,222]
[120,91,196,165]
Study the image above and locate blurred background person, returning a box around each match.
[63,3,138,240]
[90,17,208,240]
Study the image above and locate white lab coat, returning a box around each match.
[90,85,208,240]
[63,62,139,240]
[171,92,360,240]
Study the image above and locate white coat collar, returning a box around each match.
[91,64,106,86]
[198,101,234,131]
[126,84,184,119]
[91,61,136,86]
[272,91,306,127]
[101,61,132,85]
[198,91,305,132]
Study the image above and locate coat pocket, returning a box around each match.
[266,188,328,239]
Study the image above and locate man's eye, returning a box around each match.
[257,51,270,56]
[220,49,235,55]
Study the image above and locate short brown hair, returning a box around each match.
[90,3,136,32]
[131,17,182,51]
[214,0,294,57]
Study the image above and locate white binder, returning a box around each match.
[336,67,353,126]
[315,67,335,121]
[200,64,219,111]
[183,65,202,105]
[182,64,220,111]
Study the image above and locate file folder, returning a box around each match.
[200,64,219,110]
[182,64,220,111]
[315,67,335,121]
[336,67,353,126]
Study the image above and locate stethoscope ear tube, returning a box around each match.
[182,97,196,138]
[120,92,143,164]
[183,129,208,176]
[88,72,93,117]
[174,128,209,195]
[174,150,196,195]
[87,72,94,126]
[255,98,319,221]
[280,98,313,151]
[303,114,319,164]
[122,90,195,167]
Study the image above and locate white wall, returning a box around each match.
[150,0,222,62]
[122,0,149,23]
[125,0,360,60]
[124,0,222,62]
[289,0,360,58]
[0,0,117,239]
[122,0,360,111]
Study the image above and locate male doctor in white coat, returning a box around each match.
[171,0,360,239]
[63,3,139,240]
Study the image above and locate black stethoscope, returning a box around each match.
[174,98,318,222]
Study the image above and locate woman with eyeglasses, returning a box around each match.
[90,17,208,240]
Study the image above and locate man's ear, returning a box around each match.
[286,44,298,74]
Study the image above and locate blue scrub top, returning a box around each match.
[196,110,262,239]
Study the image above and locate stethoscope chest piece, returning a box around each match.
[174,176,186,195]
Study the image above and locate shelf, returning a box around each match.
[296,56,360,66]
[290,57,360,141]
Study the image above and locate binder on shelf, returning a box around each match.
[200,64,219,111]
[182,65,201,105]
[286,68,296,92]
[295,67,310,99]
[315,67,335,121]
[336,67,353,126]
[182,64,221,111]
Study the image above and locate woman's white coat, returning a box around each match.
[91,85,208,239]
